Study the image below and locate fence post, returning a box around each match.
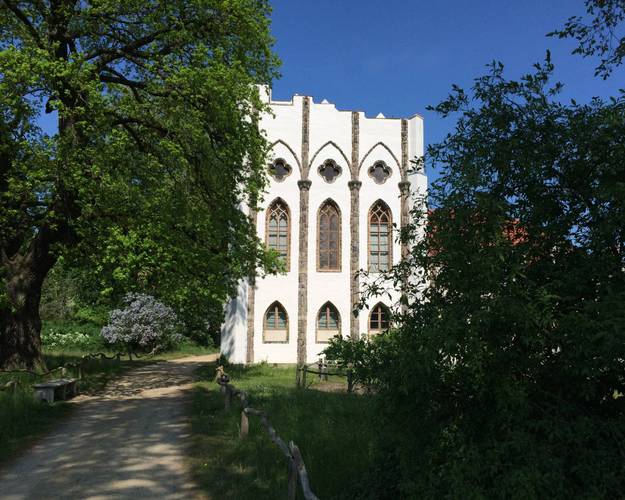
[224,386,232,410]
[287,456,297,500]
[61,367,67,378]
[240,409,249,439]
[317,358,322,381]
[347,363,354,393]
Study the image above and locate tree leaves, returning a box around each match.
[1,0,280,360]
[360,55,625,497]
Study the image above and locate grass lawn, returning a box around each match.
[0,342,216,466]
[190,363,379,499]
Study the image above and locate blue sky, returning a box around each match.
[35,1,624,183]
[269,0,625,182]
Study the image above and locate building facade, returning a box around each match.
[221,88,426,364]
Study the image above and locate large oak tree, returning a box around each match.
[0,0,279,369]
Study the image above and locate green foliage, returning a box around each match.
[190,363,378,499]
[0,0,280,364]
[322,334,395,388]
[41,327,104,351]
[39,260,81,321]
[549,0,625,78]
[360,57,625,498]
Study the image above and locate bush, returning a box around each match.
[101,293,183,354]
[41,329,103,351]
[322,334,395,389]
[357,59,625,498]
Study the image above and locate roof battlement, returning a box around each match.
[259,85,423,121]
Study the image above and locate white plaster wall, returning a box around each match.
[253,140,301,363]
[220,279,248,363]
[251,95,303,363]
[357,134,404,337]
[305,103,352,362]
[221,90,426,364]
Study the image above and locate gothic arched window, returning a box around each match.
[316,301,341,343]
[266,199,290,268]
[368,201,392,272]
[263,301,288,343]
[318,200,341,271]
[369,303,390,335]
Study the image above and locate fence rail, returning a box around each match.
[215,366,319,500]
[0,347,159,394]
[298,358,355,393]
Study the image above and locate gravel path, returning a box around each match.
[0,354,217,500]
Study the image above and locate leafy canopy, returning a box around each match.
[0,0,280,343]
[550,0,625,78]
[360,56,625,498]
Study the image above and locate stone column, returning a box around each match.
[296,179,311,373]
[351,112,360,178]
[348,180,362,339]
[399,119,411,260]
[349,111,361,340]
[246,208,258,364]
[401,119,409,182]
[398,181,411,259]
[296,97,311,379]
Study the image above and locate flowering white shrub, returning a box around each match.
[41,330,102,351]
[101,293,183,353]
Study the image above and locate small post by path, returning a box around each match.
[224,386,232,410]
[287,456,297,500]
[240,409,249,439]
[347,362,354,393]
[301,364,307,388]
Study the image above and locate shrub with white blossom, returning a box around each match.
[41,330,103,351]
[101,293,183,354]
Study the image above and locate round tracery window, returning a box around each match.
[269,159,292,182]
[368,161,392,184]
[318,159,342,183]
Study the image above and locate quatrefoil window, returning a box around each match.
[368,161,392,184]
[318,159,342,183]
[269,159,292,182]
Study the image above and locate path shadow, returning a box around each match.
[0,356,216,500]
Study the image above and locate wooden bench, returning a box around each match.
[33,379,77,403]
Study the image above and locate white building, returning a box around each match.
[221,88,426,364]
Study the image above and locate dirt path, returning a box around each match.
[0,354,217,500]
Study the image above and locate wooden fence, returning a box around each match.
[298,358,355,393]
[215,366,319,500]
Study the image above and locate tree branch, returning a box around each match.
[2,0,44,48]
[86,27,174,68]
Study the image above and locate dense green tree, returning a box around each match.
[0,0,279,369]
[550,0,625,78]
[354,56,625,498]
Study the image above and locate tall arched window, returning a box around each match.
[316,301,341,343]
[369,303,390,335]
[266,199,290,268]
[263,301,288,343]
[369,201,392,272]
[318,200,341,271]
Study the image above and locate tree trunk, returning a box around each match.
[0,236,57,370]
[0,301,45,371]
